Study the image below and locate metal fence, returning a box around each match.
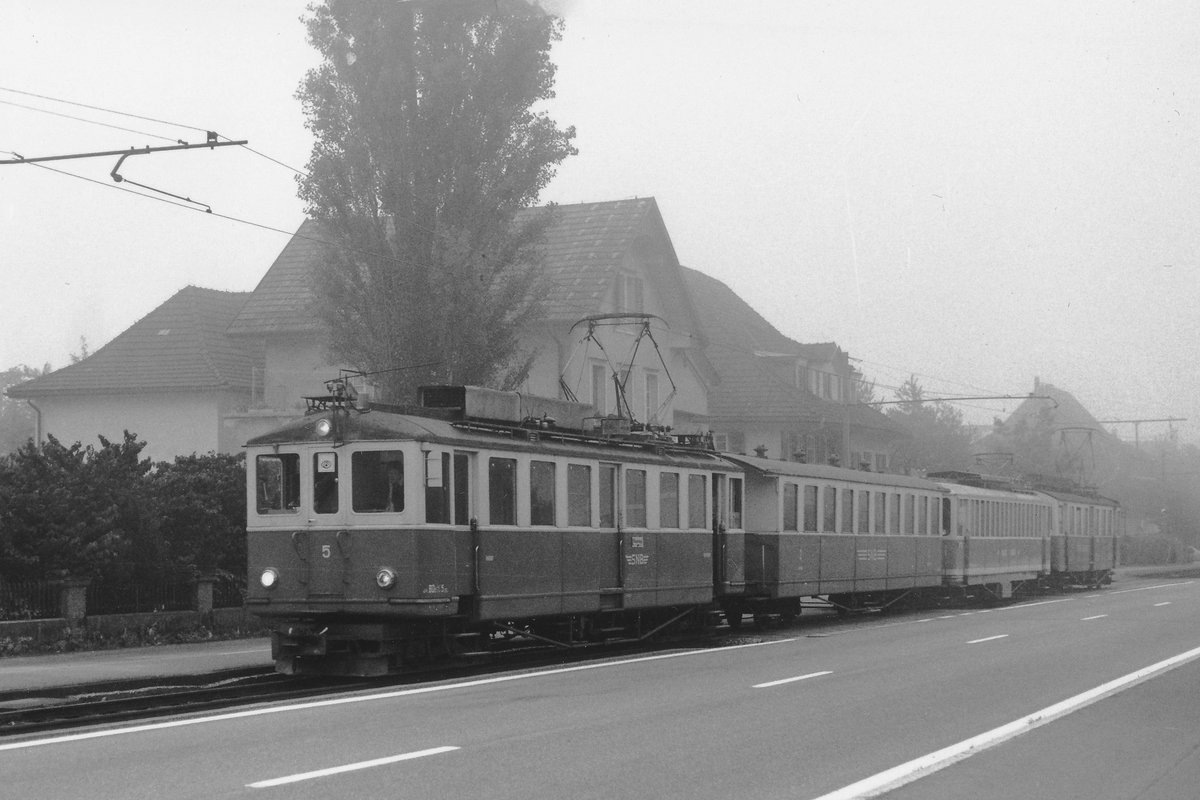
[86,577,194,615]
[0,581,59,620]
[212,576,246,609]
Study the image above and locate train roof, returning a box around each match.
[245,406,739,471]
[1031,487,1121,507]
[933,480,1054,502]
[722,453,945,491]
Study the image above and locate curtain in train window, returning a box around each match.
[822,487,837,532]
[783,483,799,531]
[918,495,928,535]
[857,492,870,533]
[660,472,680,528]
[530,460,556,526]
[889,493,900,534]
[842,489,854,533]
[874,492,886,534]
[803,486,818,532]
[488,457,517,525]
[567,464,591,527]
[626,469,647,527]
[903,494,914,535]
[599,465,617,528]
[687,474,707,529]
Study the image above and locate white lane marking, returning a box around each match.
[0,638,795,752]
[754,671,833,689]
[1110,580,1194,595]
[967,635,1009,645]
[915,619,934,623]
[937,615,955,620]
[1155,602,1172,607]
[1081,614,1108,621]
[807,642,1200,800]
[987,598,1072,612]
[248,746,458,788]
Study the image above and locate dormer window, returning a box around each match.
[613,274,644,313]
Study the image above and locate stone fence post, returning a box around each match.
[58,578,91,624]
[191,575,215,615]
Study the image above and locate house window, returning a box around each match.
[613,274,645,313]
[591,363,608,415]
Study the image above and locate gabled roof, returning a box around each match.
[226,219,326,336]
[680,266,899,433]
[8,287,258,398]
[225,198,692,335]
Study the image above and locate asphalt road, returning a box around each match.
[3,576,1198,800]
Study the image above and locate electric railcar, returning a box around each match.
[245,385,1121,676]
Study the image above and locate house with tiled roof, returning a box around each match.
[7,286,261,463]
[223,197,715,436]
[680,267,905,469]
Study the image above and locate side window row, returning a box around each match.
[781,482,942,535]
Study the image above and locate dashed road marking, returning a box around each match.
[248,746,459,788]
[967,634,1009,645]
[754,671,833,689]
[1081,614,1108,621]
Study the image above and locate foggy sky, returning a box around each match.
[2,1,1197,443]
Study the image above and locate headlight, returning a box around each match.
[376,567,397,589]
[260,568,279,589]
[314,418,333,437]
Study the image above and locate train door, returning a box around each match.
[712,473,728,587]
[598,462,621,589]
[307,449,350,597]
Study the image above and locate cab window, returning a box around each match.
[352,450,404,512]
[256,454,300,514]
[313,452,338,514]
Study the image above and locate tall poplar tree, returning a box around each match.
[297,0,577,402]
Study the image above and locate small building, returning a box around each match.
[7,286,260,463]
[680,267,905,470]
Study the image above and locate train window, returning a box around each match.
[660,472,680,528]
[842,490,854,533]
[889,493,900,534]
[874,492,885,534]
[488,457,517,525]
[783,483,799,531]
[903,495,914,535]
[626,469,647,527]
[918,496,928,535]
[857,492,870,533]
[351,450,405,512]
[426,452,450,524]
[730,477,743,529]
[256,454,300,514]
[803,486,818,532]
[313,452,338,514]
[599,465,617,527]
[567,464,591,526]
[530,460,556,526]
[453,453,470,524]
[823,487,837,532]
[687,474,707,529]
[941,498,951,535]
